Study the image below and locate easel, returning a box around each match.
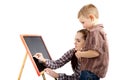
[18,52,47,80]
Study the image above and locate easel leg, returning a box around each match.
[42,73,46,80]
[18,53,27,80]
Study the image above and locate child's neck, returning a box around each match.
[93,19,99,25]
[88,19,99,30]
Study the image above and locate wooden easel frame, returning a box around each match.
[18,35,57,80]
[18,52,46,80]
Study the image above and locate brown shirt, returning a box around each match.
[80,24,109,78]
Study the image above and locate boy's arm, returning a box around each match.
[75,50,99,58]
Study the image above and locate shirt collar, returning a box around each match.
[89,24,103,32]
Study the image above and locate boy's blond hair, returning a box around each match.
[78,4,99,19]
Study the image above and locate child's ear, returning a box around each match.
[89,14,94,21]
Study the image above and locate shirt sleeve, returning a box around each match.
[57,72,80,80]
[44,48,75,69]
[84,30,106,55]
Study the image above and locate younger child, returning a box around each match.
[75,3,109,80]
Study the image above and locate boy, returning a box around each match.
[75,3,109,80]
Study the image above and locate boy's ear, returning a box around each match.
[89,14,94,20]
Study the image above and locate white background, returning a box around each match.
[0,0,120,80]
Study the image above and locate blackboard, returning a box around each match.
[20,35,51,76]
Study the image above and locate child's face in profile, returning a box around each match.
[78,16,93,30]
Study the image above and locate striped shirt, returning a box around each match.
[80,24,109,78]
[45,48,81,80]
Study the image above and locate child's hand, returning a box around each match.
[33,53,46,63]
[44,68,59,78]
[75,51,82,59]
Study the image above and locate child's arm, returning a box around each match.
[75,50,99,58]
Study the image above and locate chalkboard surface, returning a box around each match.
[20,35,51,76]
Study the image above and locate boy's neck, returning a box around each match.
[88,19,99,30]
[93,19,99,25]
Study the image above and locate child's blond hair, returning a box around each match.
[78,4,99,19]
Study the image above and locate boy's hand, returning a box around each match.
[75,51,82,59]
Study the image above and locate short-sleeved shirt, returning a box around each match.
[45,48,81,80]
[80,24,109,78]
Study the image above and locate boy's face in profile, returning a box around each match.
[78,16,93,30]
